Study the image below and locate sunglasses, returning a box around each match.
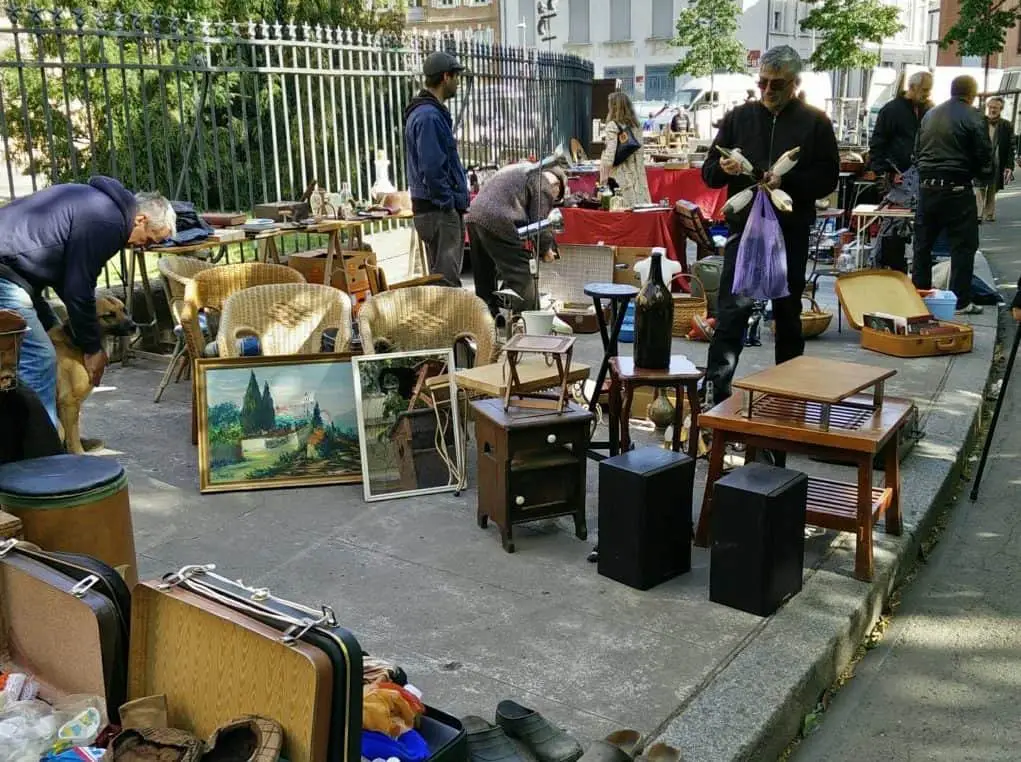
[758,78,790,92]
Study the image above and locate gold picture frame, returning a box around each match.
[196,353,361,493]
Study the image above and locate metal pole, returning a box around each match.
[970,321,1021,501]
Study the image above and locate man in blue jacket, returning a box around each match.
[404,51,470,287]
[0,176,176,427]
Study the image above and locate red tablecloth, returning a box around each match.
[556,207,688,272]
[569,167,727,220]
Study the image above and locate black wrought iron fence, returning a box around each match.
[0,5,594,213]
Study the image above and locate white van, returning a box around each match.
[674,73,759,139]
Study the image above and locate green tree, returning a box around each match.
[670,0,746,79]
[799,0,904,72]
[943,0,1018,93]
[240,371,263,436]
[311,401,324,430]
[260,382,276,432]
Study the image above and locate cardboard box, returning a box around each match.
[287,248,376,293]
[614,247,652,285]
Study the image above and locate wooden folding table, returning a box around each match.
[695,357,912,582]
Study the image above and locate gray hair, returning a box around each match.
[988,95,1004,106]
[135,191,177,236]
[907,71,932,88]
[760,45,803,78]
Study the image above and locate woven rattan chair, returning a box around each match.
[218,284,352,357]
[154,256,214,403]
[357,286,496,366]
[179,262,307,362]
[181,262,306,444]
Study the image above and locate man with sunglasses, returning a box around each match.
[702,46,840,422]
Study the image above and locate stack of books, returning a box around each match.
[862,312,960,336]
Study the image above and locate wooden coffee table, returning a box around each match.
[732,356,897,430]
[696,378,912,582]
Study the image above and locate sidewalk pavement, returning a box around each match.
[83,207,1002,761]
[788,191,1021,762]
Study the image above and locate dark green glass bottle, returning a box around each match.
[634,249,673,369]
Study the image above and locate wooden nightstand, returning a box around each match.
[471,399,593,553]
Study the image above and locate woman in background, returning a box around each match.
[599,92,652,208]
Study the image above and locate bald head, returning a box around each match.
[950,75,978,104]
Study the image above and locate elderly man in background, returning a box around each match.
[404,51,470,288]
[0,176,176,427]
[912,75,992,315]
[975,96,1015,223]
[702,45,840,408]
[869,70,933,272]
[465,164,567,315]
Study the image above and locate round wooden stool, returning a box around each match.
[0,455,138,587]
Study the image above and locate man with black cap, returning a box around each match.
[404,51,470,288]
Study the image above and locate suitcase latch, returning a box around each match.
[158,564,216,590]
[70,575,100,598]
[281,607,335,645]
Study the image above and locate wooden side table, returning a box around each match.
[694,392,913,582]
[608,356,705,459]
[471,398,593,553]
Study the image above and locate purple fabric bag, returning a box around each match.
[732,189,789,300]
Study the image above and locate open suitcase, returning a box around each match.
[0,539,131,720]
[133,565,467,762]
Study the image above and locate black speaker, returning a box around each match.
[709,463,808,616]
[598,446,695,590]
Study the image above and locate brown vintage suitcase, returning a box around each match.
[835,270,974,358]
[130,578,334,762]
[0,540,128,718]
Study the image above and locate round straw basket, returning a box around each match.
[670,272,708,337]
[771,296,833,338]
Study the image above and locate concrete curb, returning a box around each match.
[650,255,1000,762]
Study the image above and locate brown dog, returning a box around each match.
[49,294,136,454]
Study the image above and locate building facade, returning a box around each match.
[507,0,929,101]
[930,0,1021,70]
[406,0,501,45]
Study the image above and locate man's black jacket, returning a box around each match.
[702,99,840,233]
[870,95,928,175]
[983,116,1016,190]
[914,97,993,186]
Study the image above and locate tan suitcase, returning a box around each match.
[835,270,974,358]
[129,580,334,762]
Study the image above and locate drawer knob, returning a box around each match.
[546,434,557,444]
[515,495,525,506]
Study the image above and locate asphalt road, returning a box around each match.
[791,190,1021,761]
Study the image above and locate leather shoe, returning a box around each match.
[495,700,582,762]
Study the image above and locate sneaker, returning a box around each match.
[955,303,984,315]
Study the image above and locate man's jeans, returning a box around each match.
[0,278,58,428]
[414,208,465,288]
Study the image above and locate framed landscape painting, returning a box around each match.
[352,349,463,502]
[195,353,361,493]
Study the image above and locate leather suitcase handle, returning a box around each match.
[936,337,958,350]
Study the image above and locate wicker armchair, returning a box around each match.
[218,284,352,357]
[179,262,306,362]
[154,256,214,402]
[358,286,496,366]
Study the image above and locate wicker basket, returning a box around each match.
[669,272,708,337]
[771,296,832,338]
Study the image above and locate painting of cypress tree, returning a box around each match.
[196,355,362,493]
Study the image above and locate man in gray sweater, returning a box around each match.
[465,164,566,314]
